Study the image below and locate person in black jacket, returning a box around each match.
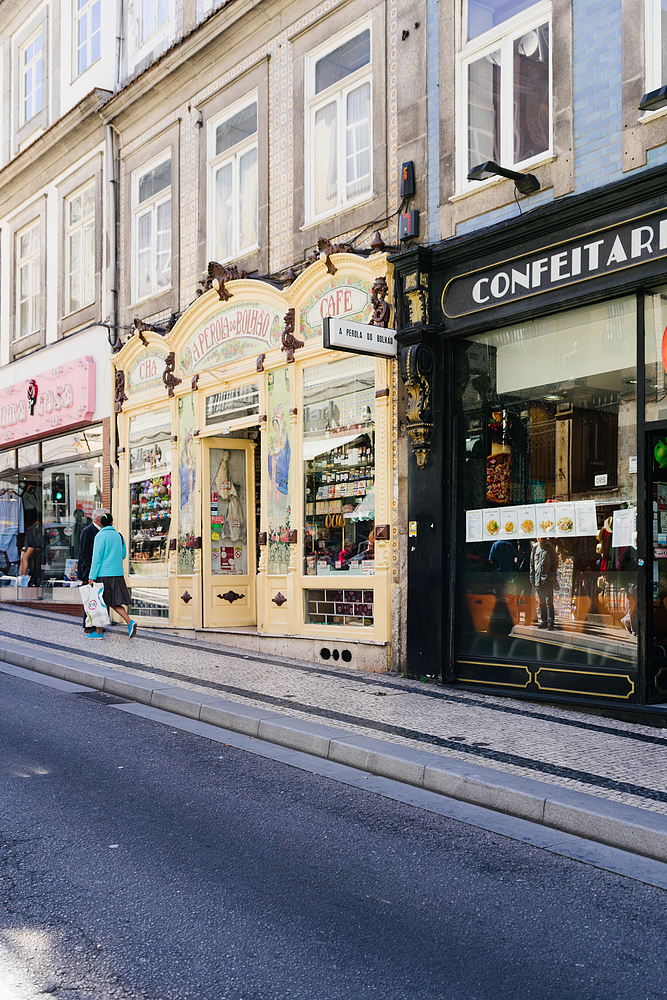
[78,508,108,632]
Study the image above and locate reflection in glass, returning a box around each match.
[210,447,247,575]
[129,409,171,576]
[513,23,550,163]
[455,298,638,671]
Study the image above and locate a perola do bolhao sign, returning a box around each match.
[181,302,283,375]
[442,209,667,318]
[0,357,96,444]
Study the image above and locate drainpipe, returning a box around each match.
[115,0,124,92]
[106,122,120,507]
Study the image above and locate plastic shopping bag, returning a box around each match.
[79,582,111,629]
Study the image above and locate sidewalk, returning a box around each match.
[2,603,667,862]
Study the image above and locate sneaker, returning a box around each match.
[128,620,137,638]
[87,632,104,639]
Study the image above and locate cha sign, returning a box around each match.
[323,317,397,358]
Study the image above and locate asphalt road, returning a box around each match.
[1,669,667,1000]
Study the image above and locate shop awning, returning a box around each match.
[345,485,375,522]
[302,433,366,463]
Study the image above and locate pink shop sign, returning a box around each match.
[0,357,96,445]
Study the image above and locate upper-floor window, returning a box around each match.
[133,155,171,301]
[209,97,258,263]
[66,182,95,315]
[458,0,551,190]
[645,0,667,95]
[306,22,372,222]
[22,32,42,124]
[17,222,40,339]
[141,0,168,43]
[76,0,101,75]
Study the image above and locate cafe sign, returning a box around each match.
[181,301,282,375]
[0,357,95,445]
[300,277,371,339]
[443,209,667,318]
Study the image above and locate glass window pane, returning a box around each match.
[513,23,550,163]
[465,0,538,40]
[142,0,153,40]
[468,50,501,171]
[156,200,171,287]
[78,13,88,74]
[302,356,376,584]
[157,0,169,27]
[314,101,338,215]
[315,30,370,93]
[129,410,172,576]
[215,103,258,156]
[137,211,152,298]
[239,147,258,250]
[69,194,82,227]
[82,184,95,219]
[210,448,248,575]
[453,297,637,672]
[138,159,171,203]
[661,0,667,85]
[215,161,234,260]
[346,83,371,199]
[83,221,95,267]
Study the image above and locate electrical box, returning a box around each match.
[399,210,419,241]
[400,161,415,198]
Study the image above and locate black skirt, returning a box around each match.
[98,575,131,608]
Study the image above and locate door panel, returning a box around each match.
[202,438,256,627]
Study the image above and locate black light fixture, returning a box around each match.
[467,160,540,195]
[639,85,667,112]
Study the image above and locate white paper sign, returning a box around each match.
[500,507,518,538]
[517,504,537,537]
[612,507,636,548]
[555,501,576,537]
[466,509,483,542]
[534,504,556,536]
[482,508,502,541]
[574,500,598,537]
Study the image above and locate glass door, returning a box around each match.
[202,438,256,628]
[648,428,667,701]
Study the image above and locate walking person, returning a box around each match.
[530,535,559,630]
[87,513,137,639]
[78,508,107,633]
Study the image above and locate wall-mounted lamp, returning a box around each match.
[639,85,667,113]
[467,160,540,195]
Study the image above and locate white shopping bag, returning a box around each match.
[79,582,111,628]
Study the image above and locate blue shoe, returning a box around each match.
[128,620,137,638]
[87,632,104,639]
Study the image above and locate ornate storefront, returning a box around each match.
[112,250,397,669]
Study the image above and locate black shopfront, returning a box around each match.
[393,164,667,712]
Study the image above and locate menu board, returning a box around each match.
[482,508,502,541]
[534,504,556,536]
[554,501,576,537]
[517,504,536,538]
[466,500,604,541]
[612,508,636,548]
[500,506,518,538]
[466,508,483,542]
[575,500,598,536]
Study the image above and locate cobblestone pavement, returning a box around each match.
[2,604,667,817]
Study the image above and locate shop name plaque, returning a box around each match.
[323,317,398,357]
[443,210,667,318]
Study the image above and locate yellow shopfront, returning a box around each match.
[112,252,396,670]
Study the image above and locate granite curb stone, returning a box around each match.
[4,638,667,863]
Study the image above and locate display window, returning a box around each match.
[302,355,376,597]
[129,408,172,577]
[454,297,638,671]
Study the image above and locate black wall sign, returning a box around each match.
[442,207,667,318]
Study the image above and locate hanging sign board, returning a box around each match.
[322,317,397,358]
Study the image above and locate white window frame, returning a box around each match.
[131,152,172,304]
[304,16,373,225]
[65,180,96,316]
[75,0,101,77]
[141,0,169,43]
[207,92,259,264]
[16,221,41,341]
[21,30,43,126]
[456,0,552,194]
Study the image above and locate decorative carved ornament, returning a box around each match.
[169,539,177,551]
[132,314,178,342]
[114,370,128,413]
[317,237,354,275]
[400,344,434,469]
[219,590,243,603]
[163,352,182,398]
[287,529,298,544]
[191,374,200,391]
[272,592,287,607]
[181,591,192,604]
[281,308,303,363]
[197,261,248,300]
[256,353,266,372]
[402,271,429,327]
[257,531,267,546]
[374,524,391,540]
[368,277,391,328]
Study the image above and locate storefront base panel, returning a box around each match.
[0,597,84,618]
[163,626,390,672]
[455,658,638,702]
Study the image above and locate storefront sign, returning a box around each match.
[443,210,667,318]
[0,357,95,445]
[301,277,371,339]
[323,318,397,357]
[181,302,282,375]
[127,348,167,393]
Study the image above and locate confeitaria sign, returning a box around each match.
[0,357,96,444]
[443,209,667,318]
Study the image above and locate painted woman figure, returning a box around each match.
[179,431,195,513]
[268,406,290,513]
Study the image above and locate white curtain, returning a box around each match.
[346,83,371,199]
[314,102,337,215]
[137,210,152,299]
[468,50,500,170]
[156,200,171,289]
[215,162,233,260]
[239,147,258,252]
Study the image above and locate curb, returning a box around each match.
[4,638,667,865]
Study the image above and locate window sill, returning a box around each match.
[300,193,376,233]
[449,155,556,203]
[639,106,667,125]
[131,285,173,308]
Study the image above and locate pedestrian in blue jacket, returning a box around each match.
[88,513,137,639]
